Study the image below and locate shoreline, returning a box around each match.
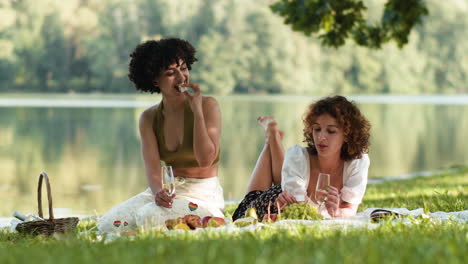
[1,94,468,108]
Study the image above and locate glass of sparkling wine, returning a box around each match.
[315,173,330,215]
[162,166,176,196]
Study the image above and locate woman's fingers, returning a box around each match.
[326,186,339,198]
[155,197,170,208]
[183,83,201,96]
[326,188,339,198]
[283,191,297,204]
[326,190,340,204]
[325,195,339,216]
[322,186,340,217]
[276,196,285,207]
[155,191,175,208]
[317,189,328,196]
[182,83,203,114]
[325,198,339,207]
[325,199,338,217]
[275,191,297,210]
[326,185,338,194]
[327,185,339,193]
[276,195,289,209]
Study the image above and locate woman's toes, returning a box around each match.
[257,116,269,129]
[267,120,278,128]
[258,116,277,130]
[266,121,278,133]
[278,130,285,140]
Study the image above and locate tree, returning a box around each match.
[270,0,429,49]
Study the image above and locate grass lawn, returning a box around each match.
[1,167,467,264]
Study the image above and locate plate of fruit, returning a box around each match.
[165,215,227,231]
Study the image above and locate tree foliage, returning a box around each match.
[0,0,466,94]
[270,0,429,49]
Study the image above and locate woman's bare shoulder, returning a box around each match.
[201,96,219,109]
[140,103,160,125]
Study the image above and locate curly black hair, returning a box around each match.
[128,38,198,93]
[303,96,371,161]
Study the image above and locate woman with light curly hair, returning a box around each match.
[233,96,371,220]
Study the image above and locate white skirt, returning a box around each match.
[97,177,224,232]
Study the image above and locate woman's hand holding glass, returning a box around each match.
[324,185,340,217]
[155,166,176,208]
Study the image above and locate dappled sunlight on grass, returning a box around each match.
[361,167,468,211]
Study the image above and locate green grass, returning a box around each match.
[362,166,468,212]
[1,167,467,264]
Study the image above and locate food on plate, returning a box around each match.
[165,217,185,230]
[166,215,226,230]
[202,216,226,228]
[184,214,202,229]
[245,207,258,221]
[173,223,191,231]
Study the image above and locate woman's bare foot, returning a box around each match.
[257,116,277,130]
[257,116,285,141]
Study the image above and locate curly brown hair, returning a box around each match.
[303,96,371,161]
[128,38,197,93]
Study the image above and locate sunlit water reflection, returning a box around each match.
[1,94,467,217]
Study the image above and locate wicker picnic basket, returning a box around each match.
[16,172,79,236]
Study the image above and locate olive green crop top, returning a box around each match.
[152,100,220,168]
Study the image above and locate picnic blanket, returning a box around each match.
[92,207,468,241]
[2,208,467,238]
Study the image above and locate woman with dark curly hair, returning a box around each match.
[233,96,371,221]
[98,38,224,232]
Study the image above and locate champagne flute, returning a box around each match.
[315,173,330,215]
[162,166,176,196]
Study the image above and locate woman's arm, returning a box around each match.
[324,186,360,217]
[335,154,370,217]
[193,96,221,166]
[281,145,310,202]
[184,83,221,167]
[337,201,359,217]
[139,108,174,207]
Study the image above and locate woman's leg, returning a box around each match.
[246,116,285,192]
[268,123,285,185]
[233,116,286,221]
[232,185,283,221]
[97,189,154,232]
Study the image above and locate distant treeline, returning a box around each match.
[0,0,467,94]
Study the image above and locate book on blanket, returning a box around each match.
[370,209,402,222]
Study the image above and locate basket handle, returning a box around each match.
[37,172,54,220]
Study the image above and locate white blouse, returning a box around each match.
[281,145,370,205]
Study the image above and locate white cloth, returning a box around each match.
[281,145,370,205]
[359,208,468,223]
[97,177,224,232]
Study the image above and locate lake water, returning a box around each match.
[1,94,467,217]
